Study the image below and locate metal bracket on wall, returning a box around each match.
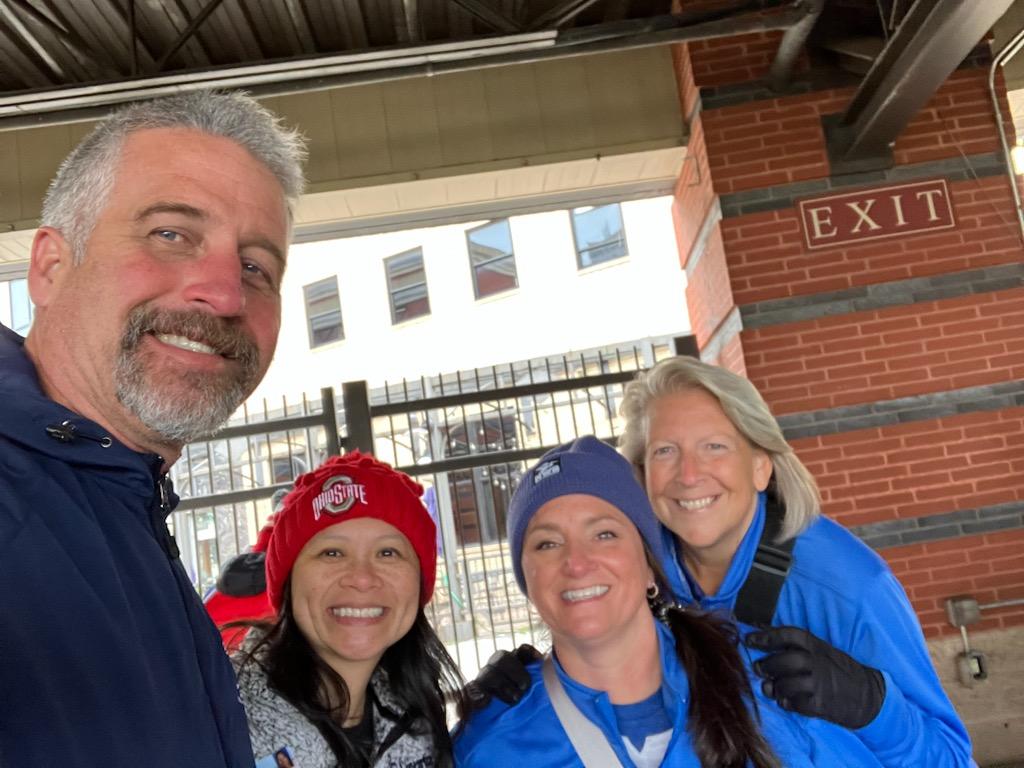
[944,594,1024,687]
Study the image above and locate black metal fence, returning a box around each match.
[171,335,686,673]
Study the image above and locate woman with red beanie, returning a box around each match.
[233,452,466,767]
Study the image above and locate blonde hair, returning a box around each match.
[619,356,820,541]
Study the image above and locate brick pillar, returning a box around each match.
[670,43,746,375]
[672,25,1024,636]
[670,18,1024,762]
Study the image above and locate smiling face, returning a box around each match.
[522,494,654,655]
[25,127,289,458]
[289,516,421,683]
[643,388,772,570]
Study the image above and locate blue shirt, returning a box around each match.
[613,689,670,752]
[454,620,821,768]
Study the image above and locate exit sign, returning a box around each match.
[797,179,956,250]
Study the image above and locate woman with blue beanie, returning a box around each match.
[454,436,821,768]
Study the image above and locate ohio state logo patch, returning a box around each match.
[311,474,368,520]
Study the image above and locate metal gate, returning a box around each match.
[172,335,686,675]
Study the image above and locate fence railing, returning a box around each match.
[171,335,688,674]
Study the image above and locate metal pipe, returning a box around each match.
[0,4,806,130]
[769,0,825,91]
[0,31,557,108]
[989,24,1024,246]
[979,597,1024,611]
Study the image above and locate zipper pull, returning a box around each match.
[45,420,113,447]
[156,475,181,560]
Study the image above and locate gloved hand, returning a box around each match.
[462,644,542,715]
[745,626,886,730]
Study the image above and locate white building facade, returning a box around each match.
[253,195,689,403]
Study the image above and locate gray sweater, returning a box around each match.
[235,652,439,768]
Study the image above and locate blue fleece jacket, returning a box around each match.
[454,620,824,768]
[662,492,974,767]
[0,325,253,767]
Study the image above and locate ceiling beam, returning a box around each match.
[449,0,522,34]
[0,3,809,129]
[13,0,113,76]
[402,0,421,42]
[0,0,66,81]
[826,0,1015,171]
[528,0,601,31]
[154,0,227,72]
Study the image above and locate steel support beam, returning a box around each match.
[154,0,226,72]
[0,3,807,130]
[449,0,521,34]
[401,0,421,42]
[128,0,137,75]
[528,0,601,31]
[826,0,1015,172]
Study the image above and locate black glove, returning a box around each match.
[745,626,886,730]
[462,644,542,715]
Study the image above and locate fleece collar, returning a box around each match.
[662,492,768,611]
[0,324,166,480]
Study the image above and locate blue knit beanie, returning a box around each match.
[507,436,669,594]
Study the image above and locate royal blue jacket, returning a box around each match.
[454,620,823,768]
[0,326,253,767]
[662,492,974,767]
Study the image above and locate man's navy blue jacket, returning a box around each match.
[0,325,254,767]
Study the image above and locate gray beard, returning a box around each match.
[115,306,261,445]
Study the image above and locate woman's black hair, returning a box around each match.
[234,578,467,766]
[647,561,780,768]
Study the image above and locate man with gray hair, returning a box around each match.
[0,91,306,767]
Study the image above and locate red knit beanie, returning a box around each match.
[264,452,436,612]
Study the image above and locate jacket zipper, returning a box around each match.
[153,474,181,560]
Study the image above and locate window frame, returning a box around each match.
[466,219,518,300]
[570,203,629,270]
[385,247,431,325]
[302,275,344,349]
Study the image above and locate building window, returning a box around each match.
[571,203,628,268]
[9,279,33,335]
[303,277,343,348]
[467,219,518,299]
[386,248,430,324]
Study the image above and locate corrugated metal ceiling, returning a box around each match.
[0,0,675,95]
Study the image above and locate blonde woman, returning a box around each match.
[618,356,972,767]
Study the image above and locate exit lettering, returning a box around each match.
[798,179,955,250]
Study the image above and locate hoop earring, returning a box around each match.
[646,583,659,600]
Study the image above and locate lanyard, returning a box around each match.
[542,654,625,768]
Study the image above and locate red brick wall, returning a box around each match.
[689,30,786,88]
[670,41,744,375]
[702,69,1006,197]
[672,118,717,267]
[669,29,1024,639]
[723,178,1022,306]
[703,91,842,194]
[794,407,1024,527]
[744,287,1024,414]
[684,228,735,348]
[894,69,1013,166]
[715,333,747,376]
[886,530,1024,638]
